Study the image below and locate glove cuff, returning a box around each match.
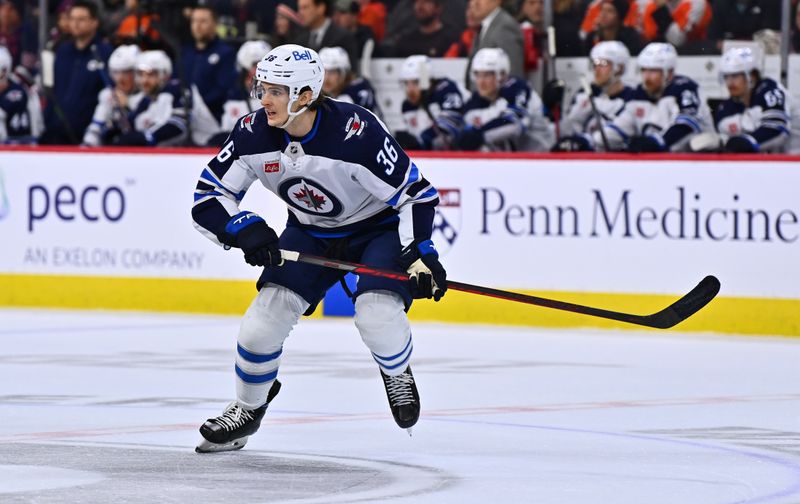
[416,239,438,259]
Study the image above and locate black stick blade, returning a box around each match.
[640,275,721,329]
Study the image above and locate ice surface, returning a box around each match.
[1,308,799,503]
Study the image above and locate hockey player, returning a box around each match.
[556,41,635,146]
[82,45,142,146]
[319,46,383,118]
[714,47,800,154]
[395,54,464,150]
[207,40,273,147]
[571,42,711,152]
[191,44,446,453]
[457,47,554,152]
[113,50,190,147]
[0,45,42,143]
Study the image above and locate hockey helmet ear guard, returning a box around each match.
[253,44,325,129]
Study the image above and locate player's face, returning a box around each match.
[404,79,422,105]
[257,83,293,126]
[474,70,500,100]
[112,70,136,94]
[137,70,161,95]
[641,68,665,95]
[323,69,345,95]
[190,9,217,43]
[592,59,614,86]
[724,73,748,99]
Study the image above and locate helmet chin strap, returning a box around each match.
[276,97,310,130]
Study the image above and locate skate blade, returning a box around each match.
[406,427,413,437]
[195,436,249,453]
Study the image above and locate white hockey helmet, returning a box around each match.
[0,45,11,80]
[253,44,325,128]
[471,47,511,80]
[720,47,758,75]
[109,45,141,72]
[637,42,677,72]
[319,46,351,73]
[237,40,272,71]
[590,40,630,76]
[136,50,173,79]
[400,55,433,90]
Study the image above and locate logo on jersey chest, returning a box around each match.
[344,112,367,140]
[263,160,280,173]
[636,107,646,118]
[278,177,343,217]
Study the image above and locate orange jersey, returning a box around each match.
[358,2,387,42]
[642,0,712,42]
[580,0,642,39]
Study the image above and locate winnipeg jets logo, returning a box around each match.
[344,112,367,140]
[240,112,257,133]
[278,177,343,217]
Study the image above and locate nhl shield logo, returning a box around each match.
[432,188,461,255]
[344,112,367,140]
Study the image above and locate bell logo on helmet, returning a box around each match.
[292,50,313,61]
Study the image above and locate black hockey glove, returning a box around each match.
[223,211,282,267]
[113,130,153,146]
[400,239,447,301]
[724,134,759,153]
[456,127,484,151]
[551,134,594,152]
[628,134,666,153]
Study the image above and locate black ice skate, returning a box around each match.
[195,380,281,453]
[380,366,420,435]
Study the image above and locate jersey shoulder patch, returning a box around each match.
[430,78,464,110]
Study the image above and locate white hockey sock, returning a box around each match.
[354,290,413,377]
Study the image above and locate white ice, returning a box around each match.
[1,308,799,503]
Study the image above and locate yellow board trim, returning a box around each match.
[1,273,797,336]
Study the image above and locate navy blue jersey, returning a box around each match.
[128,80,191,145]
[43,37,113,144]
[341,77,383,119]
[193,98,439,248]
[400,78,464,149]
[0,81,33,140]
[181,38,237,122]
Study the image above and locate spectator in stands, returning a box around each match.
[208,40,272,147]
[181,5,237,146]
[273,3,305,47]
[395,54,464,150]
[0,0,37,79]
[569,42,711,151]
[332,0,376,59]
[82,44,141,146]
[357,0,387,42]
[468,0,525,78]
[41,0,113,145]
[518,0,545,73]
[553,0,584,56]
[113,50,189,146]
[714,47,800,153]
[384,0,466,50]
[113,0,164,50]
[794,3,800,53]
[457,47,553,151]
[296,0,359,69]
[553,41,634,149]
[444,0,479,57]
[47,1,74,52]
[0,45,41,143]
[389,0,459,57]
[584,0,644,55]
[641,0,712,50]
[708,0,780,50]
[579,0,640,45]
[319,46,383,117]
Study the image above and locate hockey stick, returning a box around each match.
[279,250,720,329]
[581,76,610,151]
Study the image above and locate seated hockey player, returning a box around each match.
[553,41,634,150]
[114,50,190,147]
[82,44,142,146]
[456,47,554,152]
[191,44,446,452]
[714,47,800,154]
[207,40,272,147]
[319,46,383,119]
[395,54,464,150]
[0,46,43,144]
[569,42,711,152]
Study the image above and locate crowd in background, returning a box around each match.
[0,0,798,153]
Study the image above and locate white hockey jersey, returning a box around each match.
[462,76,555,152]
[128,80,189,146]
[0,80,43,143]
[192,99,439,249]
[83,87,147,146]
[561,84,635,136]
[595,75,712,151]
[714,78,800,154]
